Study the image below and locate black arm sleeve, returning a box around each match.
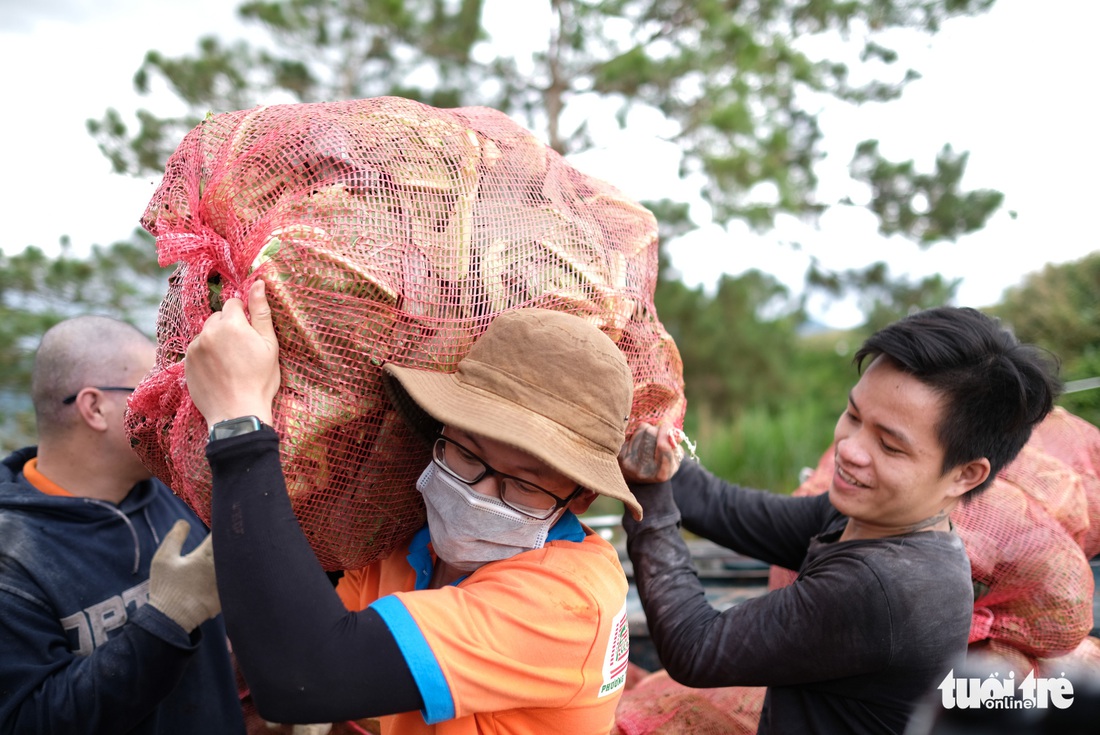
[623,473,893,688]
[671,459,839,571]
[207,429,423,724]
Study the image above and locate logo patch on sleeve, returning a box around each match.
[598,602,630,697]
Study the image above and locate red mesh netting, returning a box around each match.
[968,636,1100,680]
[1026,407,1100,558]
[613,669,765,735]
[770,407,1098,666]
[1040,635,1100,677]
[126,97,685,571]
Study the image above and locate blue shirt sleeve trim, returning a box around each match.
[369,594,455,724]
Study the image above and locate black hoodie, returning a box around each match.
[0,446,245,734]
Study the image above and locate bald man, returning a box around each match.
[0,316,245,734]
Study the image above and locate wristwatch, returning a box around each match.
[209,415,266,441]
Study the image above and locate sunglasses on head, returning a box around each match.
[61,386,137,405]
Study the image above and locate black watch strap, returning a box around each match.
[209,415,266,442]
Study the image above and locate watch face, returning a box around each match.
[211,416,263,441]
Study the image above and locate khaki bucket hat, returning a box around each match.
[383,308,642,520]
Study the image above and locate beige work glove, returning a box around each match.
[264,723,333,735]
[148,520,221,633]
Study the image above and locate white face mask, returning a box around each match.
[416,462,560,573]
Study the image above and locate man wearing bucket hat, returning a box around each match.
[184,280,640,734]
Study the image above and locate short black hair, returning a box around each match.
[854,307,1061,497]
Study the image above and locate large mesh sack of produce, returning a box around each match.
[1026,406,1100,558]
[127,96,685,571]
[968,636,1100,679]
[1040,636,1100,676]
[768,407,1097,665]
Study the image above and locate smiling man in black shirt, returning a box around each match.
[618,306,1061,735]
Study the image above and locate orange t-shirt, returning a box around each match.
[336,515,630,735]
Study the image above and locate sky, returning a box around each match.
[1,1,1097,329]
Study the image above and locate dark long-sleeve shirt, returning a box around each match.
[623,459,973,735]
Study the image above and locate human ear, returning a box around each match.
[949,458,991,497]
[74,389,111,432]
[567,489,597,515]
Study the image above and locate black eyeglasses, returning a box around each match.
[432,435,582,520]
[61,386,137,405]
